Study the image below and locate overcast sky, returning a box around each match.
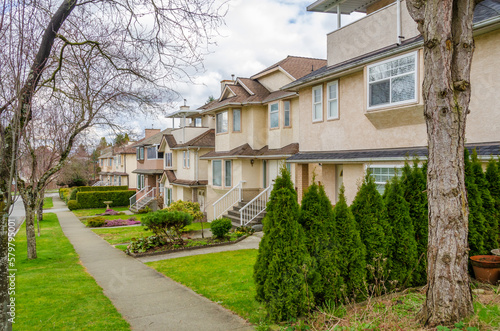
[102,0,364,142]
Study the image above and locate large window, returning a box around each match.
[212,160,222,186]
[136,147,144,160]
[284,101,291,127]
[216,111,228,133]
[368,166,402,194]
[233,109,241,132]
[327,81,339,120]
[147,146,157,159]
[165,153,172,167]
[312,85,323,122]
[225,160,232,187]
[269,103,279,129]
[368,52,417,109]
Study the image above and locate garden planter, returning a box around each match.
[470,255,500,285]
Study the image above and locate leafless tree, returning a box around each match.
[406,0,480,326]
[0,0,226,329]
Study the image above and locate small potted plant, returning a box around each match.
[470,254,500,285]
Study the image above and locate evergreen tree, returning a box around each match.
[485,158,500,246]
[351,172,391,286]
[401,160,428,286]
[299,182,343,305]
[333,186,366,302]
[253,166,311,322]
[385,174,418,289]
[464,148,486,256]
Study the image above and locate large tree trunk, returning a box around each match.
[20,193,37,259]
[406,0,477,326]
[37,198,43,236]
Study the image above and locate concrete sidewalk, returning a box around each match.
[53,196,253,331]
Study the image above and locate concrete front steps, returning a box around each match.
[130,196,154,213]
[223,201,266,228]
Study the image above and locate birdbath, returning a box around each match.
[103,201,113,209]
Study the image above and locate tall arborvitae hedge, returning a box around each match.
[485,158,500,246]
[299,182,343,305]
[401,160,428,286]
[253,166,311,322]
[351,172,391,285]
[385,174,418,289]
[464,148,486,256]
[471,150,498,253]
[333,186,366,302]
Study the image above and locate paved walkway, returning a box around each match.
[52,196,254,331]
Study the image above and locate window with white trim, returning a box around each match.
[225,160,232,187]
[136,147,144,160]
[312,85,323,122]
[327,81,339,119]
[213,160,222,186]
[233,109,241,132]
[195,117,202,127]
[368,166,402,194]
[269,102,279,129]
[284,101,291,127]
[147,146,157,160]
[183,151,190,169]
[368,52,417,109]
[165,153,172,167]
[216,111,228,133]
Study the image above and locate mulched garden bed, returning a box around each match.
[127,234,250,258]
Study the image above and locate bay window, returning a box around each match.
[216,111,228,133]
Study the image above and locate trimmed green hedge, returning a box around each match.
[59,188,71,202]
[76,190,135,209]
[78,186,128,192]
[68,200,80,210]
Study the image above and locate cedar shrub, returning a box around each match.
[485,158,500,246]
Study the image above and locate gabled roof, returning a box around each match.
[200,143,299,159]
[172,129,215,149]
[135,128,172,147]
[251,56,327,80]
[162,170,208,187]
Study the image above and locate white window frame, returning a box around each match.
[233,109,241,132]
[312,85,323,122]
[108,158,112,166]
[216,111,228,134]
[367,51,418,110]
[165,152,172,168]
[269,102,279,129]
[224,160,232,187]
[147,146,158,160]
[284,101,291,127]
[366,164,404,194]
[327,81,339,120]
[212,160,222,186]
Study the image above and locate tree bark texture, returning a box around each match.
[406,0,477,326]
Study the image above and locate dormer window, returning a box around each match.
[216,111,228,134]
[367,52,417,109]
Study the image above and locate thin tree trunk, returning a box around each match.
[406,0,477,326]
[37,199,43,237]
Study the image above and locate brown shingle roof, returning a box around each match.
[136,129,172,147]
[251,56,327,80]
[200,143,299,159]
[163,170,208,187]
[174,130,215,149]
[164,134,178,148]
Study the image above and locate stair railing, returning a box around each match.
[129,186,148,209]
[213,181,245,220]
[239,184,273,226]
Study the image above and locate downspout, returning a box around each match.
[396,0,402,45]
[182,115,186,143]
[337,4,341,29]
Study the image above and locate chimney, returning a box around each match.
[220,77,236,94]
[144,128,161,139]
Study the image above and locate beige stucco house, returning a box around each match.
[199,56,327,222]
[98,142,138,188]
[283,0,500,204]
[158,106,215,211]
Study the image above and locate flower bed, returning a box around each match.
[97,208,125,216]
[86,215,140,228]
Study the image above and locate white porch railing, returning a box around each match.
[129,186,148,208]
[92,181,109,187]
[213,181,245,220]
[239,185,272,226]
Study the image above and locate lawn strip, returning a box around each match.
[15,213,130,330]
[42,197,53,209]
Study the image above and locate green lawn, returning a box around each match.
[72,206,130,217]
[15,213,130,330]
[146,250,266,324]
[91,221,211,245]
[42,197,53,209]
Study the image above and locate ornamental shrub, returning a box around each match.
[385,174,418,290]
[67,200,80,210]
[299,181,343,306]
[351,172,391,286]
[86,216,106,227]
[333,186,366,302]
[75,190,135,209]
[78,186,128,192]
[253,166,311,322]
[126,235,167,254]
[69,188,79,201]
[141,210,192,243]
[465,148,486,256]
[400,160,428,286]
[486,158,500,246]
[471,150,499,252]
[164,200,204,221]
[210,218,232,238]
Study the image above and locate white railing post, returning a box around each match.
[212,181,245,220]
[239,184,273,226]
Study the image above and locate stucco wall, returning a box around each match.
[326,0,419,66]
[267,97,300,149]
[256,71,294,92]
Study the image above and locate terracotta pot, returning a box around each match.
[470,255,500,285]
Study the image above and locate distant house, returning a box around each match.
[97,142,138,188]
[281,0,500,204]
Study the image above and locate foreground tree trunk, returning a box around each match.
[406,0,477,326]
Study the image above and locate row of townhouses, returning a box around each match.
[98,0,500,226]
